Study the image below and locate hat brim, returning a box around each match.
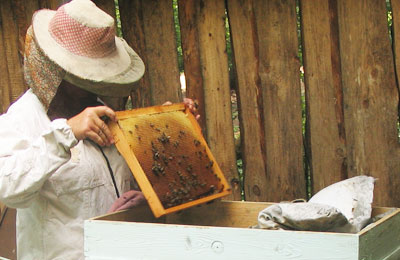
[32,9,145,97]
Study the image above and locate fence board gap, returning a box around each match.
[390,0,400,144]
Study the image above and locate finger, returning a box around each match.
[94,106,117,122]
[183,97,194,106]
[93,114,114,145]
[162,101,172,106]
[86,129,106,146]
[115,195,144,211]
[107,194,132,213]
[183,98,197,114]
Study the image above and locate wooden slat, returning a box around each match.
[118,0,152,108]
[140,0,181,105]
[252,0,305,201]
[393,0,400,92]
[93,0,116,19]
[0,0,64,114]
[194,0,239,201]
[338,0,400,207]
[301,0,347,194]
[39,0,64,9]
[0,1,28,109]
[0,208,16,260]
[166,200,273,228]
[226,0,267,201]
[0,10,12,113]
[178,0,207,132]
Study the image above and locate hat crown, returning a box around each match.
[64,0,114,28]
[48,0,116,58]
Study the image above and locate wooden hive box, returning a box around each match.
[84,200,400,260]
[108,103,231,217]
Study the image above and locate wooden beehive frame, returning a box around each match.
[109,103,231,217]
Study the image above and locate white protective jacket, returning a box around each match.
[0,90,134,260]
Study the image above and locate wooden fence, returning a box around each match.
[1,1,400,256]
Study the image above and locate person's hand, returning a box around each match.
[183,98,200,120]
[67,106,116,146]
[107,190,146,213]
[163,98,200,120]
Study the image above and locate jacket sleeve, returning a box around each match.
[0,117,78,208]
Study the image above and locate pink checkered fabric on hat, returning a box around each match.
[48,6,116,58]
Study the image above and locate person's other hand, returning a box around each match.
[162,98,200,121]
[107,190,146,213]
[67,106,116,146]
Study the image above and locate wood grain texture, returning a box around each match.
[338,0,400,207]
[0,12,12,113]
[359,209,400,260]
[0,0,28,110]
[226,0,267,201]
[178,0,207,132]
[0,208,16,260]
[140,0,182,105]
[92,0,116,19]
[166,200,273,227]
[118,0,152,108]
[196,0,239,201]
[85,220,359,260]
[253,0,305,201]
[300,0,347,194]
[393,0,400,93]
[86,202,400,260]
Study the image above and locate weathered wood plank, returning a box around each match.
[0,208,16,260]
[0,9,12,113]
[338,0,400,207]
[359,209,400,260]
[85,218,360,260]
[39,0,64,10]
[118,0,152,108]
[92,0,116,19]
[195,0,239,201]
[253,0,305,201]
[166,201,273,227]
[178,0,207,132]
[140,0,181,105]
[226,0,267,201]
[0,0,27,107]
[86,202,400,259]
[300,0,347,194]
[393,0,400,92]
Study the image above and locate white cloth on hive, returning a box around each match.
[254,175,375,233]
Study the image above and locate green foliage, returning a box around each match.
[173,0,184,72]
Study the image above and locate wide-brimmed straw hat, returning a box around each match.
[31,0,145,97]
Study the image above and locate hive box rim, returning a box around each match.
[85,201,400,260]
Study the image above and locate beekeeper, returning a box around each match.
[0,0,197,259]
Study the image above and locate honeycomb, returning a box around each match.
[116,108,224,209]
